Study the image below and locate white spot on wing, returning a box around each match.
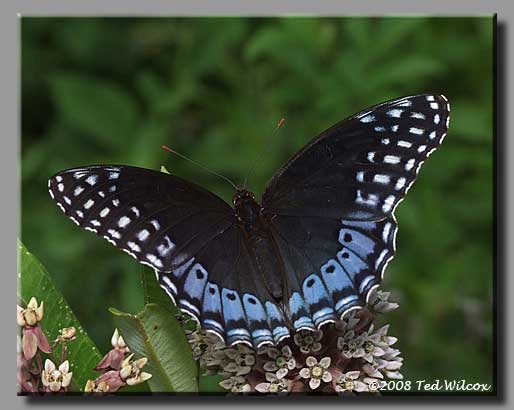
[127,241,141,253]
[137,229,150,242]
[434,114,440,124]
[57,183,64,192]
[391,125,399,132]
[108,229,121,239]
[395,177,406,191]
[387,109,402,118]
[375,249,389,270]
[157,236,175,257]
[375,126,386,132]
[74,186,84,196]
[384,155,401,165]
[112,199,120,207]
[405,158,416,171]
[356,171,364,182]
[56,176,63,182]
[373,174,390,185]
[429,131,437,140]
[100,207,110,218]
[426,95,435,101]
[118,216,131,228]
[109,172,120,180]
[150,220,160,230]
[430,102,439,110]
[381,138,390,145]
[397,140,412,148]
[382,222,392,243]
[360,114,375,123]
[409,127,424,135]
[131,206,140,217]
[86,175,98,186]
[146,254,163,269]
[84,199,95,209]
[76,210,84,218]
[382,195,395,213]
[411,112,425,120]
[417,145,427,153]
[63,196,71,205]
[397,100,412,107]
[367,152,376,163]
[356,190,378,208]
[91,220,101,227]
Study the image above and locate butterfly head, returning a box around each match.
[233,189,260,226]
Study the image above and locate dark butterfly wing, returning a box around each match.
[48,165,288,347]
[263,94,450,220]
[262,94,450,328]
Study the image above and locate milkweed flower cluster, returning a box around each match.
[85,328,152,393]
[17,297,152,394]
[17,297,74,393]
[187,289,403,394]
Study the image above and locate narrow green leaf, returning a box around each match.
[18,240,103,392]
[140,266,178,315]
[111,304,198,393]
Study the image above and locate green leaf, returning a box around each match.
[110,304,198,393]
[139,266,178,315]
[18,240,103,392]
[48,72,140,149]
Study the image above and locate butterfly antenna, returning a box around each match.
[161,145,238,190]
[243,117,286,189]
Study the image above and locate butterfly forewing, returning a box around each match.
[262,94,450,220]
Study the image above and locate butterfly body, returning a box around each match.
[48,94,451,348]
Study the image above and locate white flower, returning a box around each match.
[222,344,255,376]
[368,324,398,350]
[219,375,251,393]
[337,330,365,359]
[381,347,404,379]
[293,330,323,354]
[119,354,152,386]
[17,297,44,327]
[262,345,296,379]
[369,290,399,313]
[362,358,387,378]
[41,359,72,392]
[335,370,367,393]
[299,356,332,390]
[111,328,129,352]
[360,337,386,363]
[255,372,290,394]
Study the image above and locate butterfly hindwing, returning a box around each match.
[268,214,397,330]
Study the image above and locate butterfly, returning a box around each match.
[48,94,450,349]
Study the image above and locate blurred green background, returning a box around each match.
[21,17,494,390]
